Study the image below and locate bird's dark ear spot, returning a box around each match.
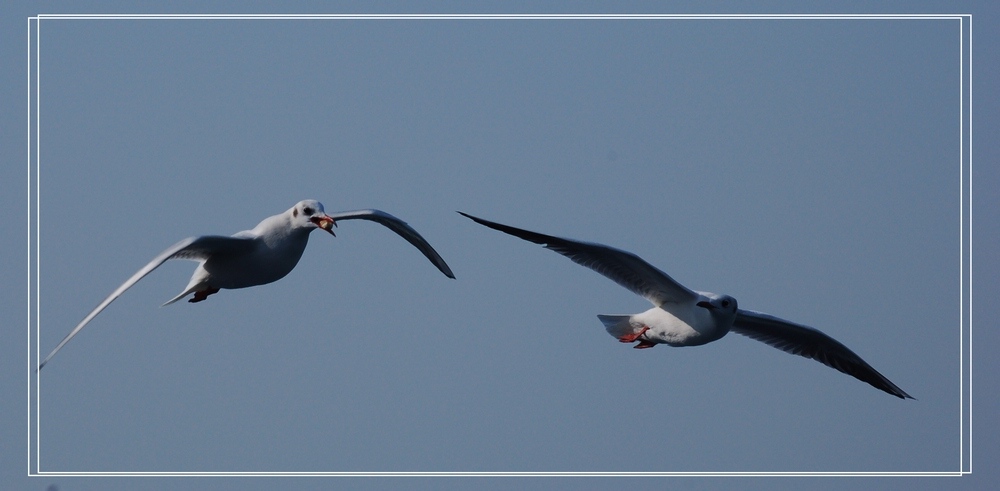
[293,208,299,218]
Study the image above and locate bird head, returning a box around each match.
[696,293,738,316]
[291,200,337,236]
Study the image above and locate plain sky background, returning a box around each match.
[2,2,997,491]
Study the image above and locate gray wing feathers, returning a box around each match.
[732,309,913,399]
[168,235,257,259]
[38,235,254,370]
[328,209,455,279]
[458,212,697,306]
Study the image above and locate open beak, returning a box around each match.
[696,301,715,310]
[311,215,337,236]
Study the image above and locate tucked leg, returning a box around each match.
[189,286,220,303]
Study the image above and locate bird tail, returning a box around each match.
[162,286,198,306]
[597,314,635,339]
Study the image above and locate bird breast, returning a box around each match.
[635,305,731,347]
[203,234,310,289]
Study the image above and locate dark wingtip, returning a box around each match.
[875,379,914,400]
[457,211,564,252]
[457,211,494,226]
[457,211,500,232]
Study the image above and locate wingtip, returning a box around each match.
[880,376,914,400]
[879,382,914,400]
[456,211,489,224]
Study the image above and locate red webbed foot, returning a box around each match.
[618,325,650,343]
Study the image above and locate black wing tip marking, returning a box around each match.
[834,355,914,400]
[458,211,564,248]
[458,211,600,264]
[888,386,915,400]
[850,368,914,400]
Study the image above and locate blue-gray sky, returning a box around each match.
[3,3,996,491]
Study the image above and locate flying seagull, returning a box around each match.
[459,212,912,399]
[38,200,454,370]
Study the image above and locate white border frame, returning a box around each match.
[27,12,974,478]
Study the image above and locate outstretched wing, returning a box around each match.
[328,209,455,279]
[459,212,698,307]
[38,235,256,370]
[732,309,913,399]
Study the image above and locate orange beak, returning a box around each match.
[311,215,337,236]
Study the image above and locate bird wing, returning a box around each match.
[731,309,913,399]
[327,209,455,279]
[459,212,698,306]
[38,235,256,370]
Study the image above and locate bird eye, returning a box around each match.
[303,207,314,215]
[721,300,730,307]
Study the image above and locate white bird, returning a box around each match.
[39,200,454,370]
[459,212,912,399]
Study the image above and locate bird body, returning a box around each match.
[599,300,730,348]
[163,211,316,305]
[460,211,912,399]
[38,200,453,370]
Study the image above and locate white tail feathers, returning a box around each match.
[162,273,213,306]
[597,314,636,339]
[162,287,198,306]
[162,279,211,306]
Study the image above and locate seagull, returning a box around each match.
[38,200,455,370]
[459,212,912,399]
